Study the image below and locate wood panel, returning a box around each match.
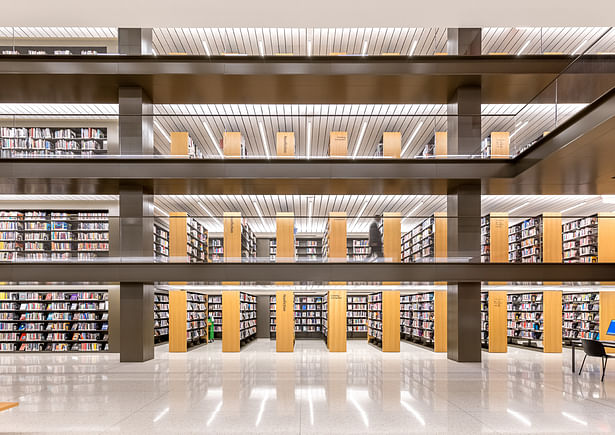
[598,213,615,262]
[490,131,510,159]
[599,292,615,354]
[382,132,401,158]
[223,132,242,158]
[434,212,447,258]
[382,290,400,352]
[542,213,562,263]
[223,212,242,262]
[276,212,295,262]
[276,132,295,157]
[170,131,189,156]
[435,132,447,157]
[169,290,187,352]
[543,290,562,353]
[327,212,347,262]
[0,402,18,412]
[434,290,447,352]
[488,291,507,353]
[222,290,240,352]
[276,287,295,352]
[329,131,348,157]
[383,212,401,263]
[169,212,188,263]
[327,290,347,352]
[489,213,509,263]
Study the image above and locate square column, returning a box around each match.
[120,283,154,362]
[119,87,153,156]
[118,28,153,55]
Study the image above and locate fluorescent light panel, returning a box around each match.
[408,40,418,56]
[198,201,222,226]
[201,121,224,157]
[153,120,170,142]
[561,202,586,214]
[361,40,368,56]
[572,39,588,55]
[306,121,312,158]
[352,122,368,158]
[258,40,265,57]
[401,121,424,156]
[307,40,312,57]
[202,40,212,56]
[351,201,369,230]
[517,40,531,55]
[258,121,271,158]
[508,201,530,214]
[253,201,268,230]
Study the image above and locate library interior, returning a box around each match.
[1,3,615,433]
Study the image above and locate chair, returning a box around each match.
[579,339,613,382]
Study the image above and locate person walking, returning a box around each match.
[207,315,215,343]
[368,215,384,261]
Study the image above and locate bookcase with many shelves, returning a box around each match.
[186,218,208,263]
[367,292,383,347]
[407,292,435,348]
[347,295,367,338]
[0,210,109,262]
[347,237,369,262]
[0,289,108,352]
[481,292,488,347]
[508,216,544,263]
[207,295,222,338]
[507,293,543,349]
[269,239,277,262]
[0,127,107,158]
[401,215,436,262]
[562,292,599,342]
[154,292,169,343]
[562,215,598,263]
[294,296,322,338]
[400,294,412,339]
[240,292,257,344]
[296,237,322,262]
[269,295,276,339]
[481,216,490,262]
[186,292,207,347]
[209,237,223,262]
[153,222,169,262]
[241,220,257,260]
[322,295,328,341]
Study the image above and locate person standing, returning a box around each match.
[207,315,215,343]
[368,215,384,261]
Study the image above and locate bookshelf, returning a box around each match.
[241,220,257,260]
[153,222,169,262]
[186,292,207,347]
[368,291,400,352]
[0,210,109,262]
[0,127,107,157]
[269,239,277,261]
[400,294,412,341]
[562,292,600,342]
[347,237,369,262]
[269,295,276,338]
[329,132,348,157]
[481,213,508,263]
[322,295,328,341]
[295,237,322,262]
[347,295,368,338]
[0,289,108,352]
[367,292,383,345]
[209,237,223,262]
[294,295,323,338]
[154,292,169,344]
[222,132,246,158]
[421,132,447,157]
[169,213,208,263]
[481,292,488,347]
[322,212,346,262]
[562,215,598,263]
[170,132,203,158]
[401,213,446,263]
[239,292,257,345]
[407,292,435,348]
[207,295,222,338]
[480,132,510,159]
[507,292,543,349]
[509,213,561,263]
[187,217,208,262]
[374,132,401,158]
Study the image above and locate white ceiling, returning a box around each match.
[1,2,615,28]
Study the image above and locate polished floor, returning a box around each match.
[1,339,614,434]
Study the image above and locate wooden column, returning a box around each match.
[223,132,242,158]
[169,212,188,262]
[488,291,507,353]
[382,132,401,158]
[382,290,400,352]
[329,132,348,157]
[276,132,295,157]
[222,290,240,352]
[489,213,509,263]
[598,212,615,262]
[276,287,295,352]
[490,132,510,158]
[327,289,347,352]
[326,212,347,262]
[383,212,401,263]
[434,212,448,286]
[223,212,241,262]
[434,290,448,352]
[435,132,447,157]
[169,290,187,352]
[542,213,562,263]
[276,212,295,263]
[543,290,563,353]
[170,132,190,156]
[600,292,615,353]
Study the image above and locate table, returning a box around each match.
[571,340,615,373]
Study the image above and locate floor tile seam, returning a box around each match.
[103,389,172,429]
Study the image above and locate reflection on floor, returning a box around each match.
[0,339,614,433]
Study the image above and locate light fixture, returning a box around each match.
[510,121,528,139]
[402,201,424,222]
[201,121,224,157]
[258,121,271,159]
[306,121,312,159]
[506,409,531,427]
[508,201,530,214]
[258,40,265,57]
[401,121,424,156]
[351,201,370,230]
[153,120,170,142]
[361,40,368,57]
[153,205,166,216]
[202,40,212,57]
[517,40,532,55]
[253,201,267,230]
[198,201,222,226]
[307,196,314,231]
[408,40,418,56]
[352,122,368,158]
[572,39,588,55]
[152,48,157,56]
[307,40,312,57]
[561,202,586,214]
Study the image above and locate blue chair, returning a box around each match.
[579,339,613,382]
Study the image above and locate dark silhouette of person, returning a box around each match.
[369,215,384,261]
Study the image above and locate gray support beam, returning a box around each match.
[119,87,153,156]
[447,283,481,362]
[447,86,482,157]
[447,28,482,56]
[118,28,153,56]
[120,283,154,362]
